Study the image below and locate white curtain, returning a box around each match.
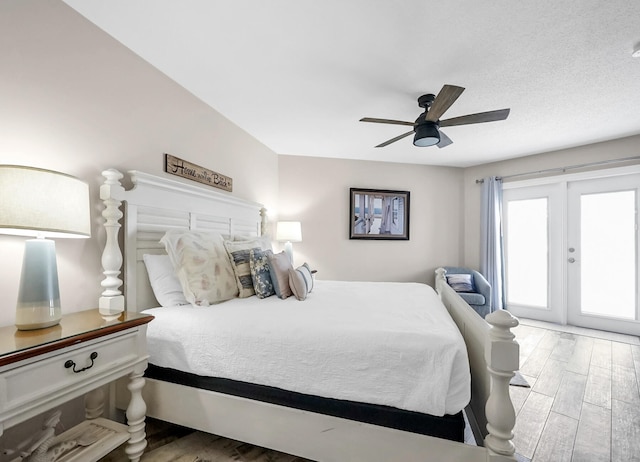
[480,176,505,312]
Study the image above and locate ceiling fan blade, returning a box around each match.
[437,130,453,148]
[425,85,465,122]
[360,117,415,126]
[375,130,414,148]
[439,108,510,127]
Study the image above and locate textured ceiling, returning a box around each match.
[64,0,640,167]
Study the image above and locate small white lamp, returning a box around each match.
[0,165,91,330]
[276,221,302,264]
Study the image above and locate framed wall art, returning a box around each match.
[349,188,410,240]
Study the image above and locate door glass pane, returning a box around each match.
[581,191,636,319]
[507,198,548,308]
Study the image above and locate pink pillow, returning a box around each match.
[267,251,293,299]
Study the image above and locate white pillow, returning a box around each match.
[160,230,239,306]
[142,254,189,307]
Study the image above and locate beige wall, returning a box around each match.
[462,134,640,270]
[0,1,279,327]
[277,156,465,285]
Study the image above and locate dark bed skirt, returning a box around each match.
[145,364,465,442]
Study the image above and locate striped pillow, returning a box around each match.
[446,274,474,292]
[224,238,270,298]
[288,263,314,301]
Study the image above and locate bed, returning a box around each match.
[99,169,520,462]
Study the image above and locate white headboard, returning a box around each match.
[99,169,266,314]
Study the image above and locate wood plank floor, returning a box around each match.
[101,320,640,462]
[511,319,640,462]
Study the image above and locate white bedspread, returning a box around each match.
[142,280,471,416]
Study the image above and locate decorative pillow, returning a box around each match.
[249,248,275,299]
[142,254,189,307]
[288,267,308,301]
[266,251,293,299]
[446,274,474,293]
[233,234,273,250]
[160,230,238,306]
[223,238,271,297]
[298,262,314,293]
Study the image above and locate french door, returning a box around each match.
[567,175,639,335]
[503,183,564,324]
[503,172,640,336]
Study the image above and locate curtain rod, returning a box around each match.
[475,155,640,184]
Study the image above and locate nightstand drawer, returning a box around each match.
[2,331,139,412]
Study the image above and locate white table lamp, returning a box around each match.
[0,165,91,330]
[276,221,302,264]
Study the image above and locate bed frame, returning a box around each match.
[100,169,520,462]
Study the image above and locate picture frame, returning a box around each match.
[349,188,410,240]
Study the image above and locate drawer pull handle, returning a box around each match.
[64,352,98,373]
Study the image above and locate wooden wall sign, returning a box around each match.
[164,153,233,192]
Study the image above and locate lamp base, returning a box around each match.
[15,239,62,331]
[15,309,61,330]
[284,241,294,265]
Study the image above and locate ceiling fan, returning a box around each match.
[360,85,510,148]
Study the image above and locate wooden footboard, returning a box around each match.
[435,268,519,461]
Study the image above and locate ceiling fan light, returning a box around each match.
[413,122,440,147]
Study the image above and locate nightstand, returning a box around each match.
[0,309,154,462]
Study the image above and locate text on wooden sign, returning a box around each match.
[164,153,233,192]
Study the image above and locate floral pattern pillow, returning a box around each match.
[249,248,275,299]
[160,230,238,306]
[224,238,271,298]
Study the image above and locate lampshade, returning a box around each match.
[413,122,441,147]
[276,221,302,243]
[276,221,302,265]
[0,165,91,330]
[0,165,91,238]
